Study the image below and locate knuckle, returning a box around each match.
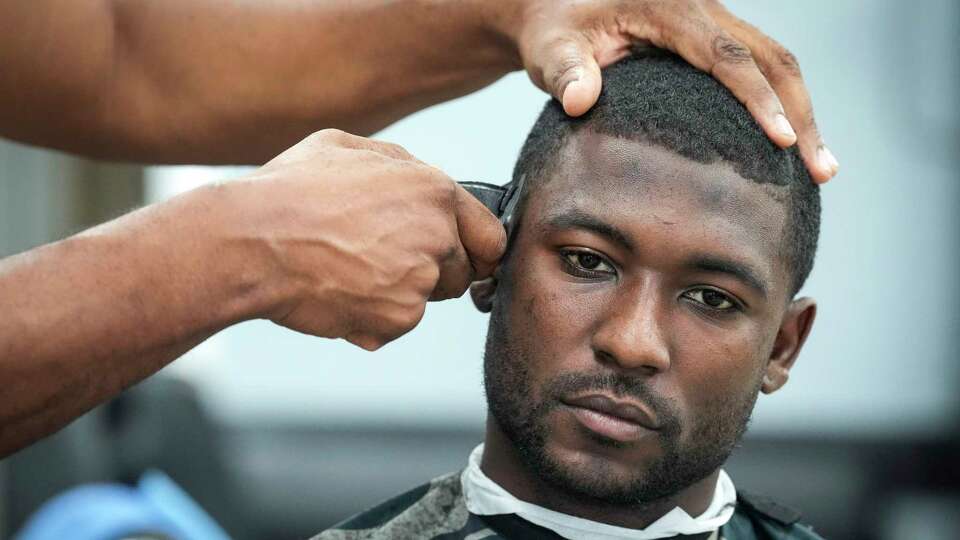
[367,138,410,160]
[380,141,413,160]
[711,34,753,66]
[425,174,457,207]
[761,44,803,83]
[311,128,344,142]
[536,34,584,92]
[774,47,802,76]
[417,263,442,292]
[302,130,326,146]
[309,128,355,148]
[548,54,583,93]
[401,258,440,295]
[386,299,427,333]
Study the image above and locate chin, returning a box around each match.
[535,429,669,505]
[537,443,655,504]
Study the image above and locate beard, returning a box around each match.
[482,302,761,506]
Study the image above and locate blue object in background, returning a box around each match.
[14,470,231,540]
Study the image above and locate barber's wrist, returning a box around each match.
[190,180,295,327]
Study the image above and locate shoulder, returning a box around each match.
[310,472,476,540]
[722,490,827,540]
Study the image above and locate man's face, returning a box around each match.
[482,132,806,505]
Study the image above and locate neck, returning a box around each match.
[480,417,720,529]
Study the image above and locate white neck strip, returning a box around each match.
[461,444,736,540]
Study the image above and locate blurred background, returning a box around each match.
[1,1,958,538]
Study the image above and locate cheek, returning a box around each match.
[669,315,768,409]
[506,252,604,381]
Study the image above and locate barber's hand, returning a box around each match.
[228,130,506,350]
[490,0,838,183]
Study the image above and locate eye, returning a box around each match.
[682,287,740,312]
[560,249,616,277]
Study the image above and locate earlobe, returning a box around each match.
[469,277,499,313]
[762,298,817,394]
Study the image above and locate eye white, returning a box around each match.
[686,288,735,310]
[564,251,614,273]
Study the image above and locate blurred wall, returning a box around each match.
[0,141,143,253]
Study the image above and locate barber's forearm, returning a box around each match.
[0,184,273,457]
[0,126,508,457]
[0,0,518,163]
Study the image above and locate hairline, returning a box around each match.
[509,129,804,297]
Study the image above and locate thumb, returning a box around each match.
[453,184,507,281]
[538,36,602,117]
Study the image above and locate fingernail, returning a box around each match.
[774,113,796,140]
[818,145,839,175]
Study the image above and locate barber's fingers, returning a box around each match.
[514,1,835,183]
[453,183,508,281]
[530,32,607,117]
[430,244,473,301]
[713,9,838,183]
[345,298,429,351]
[430,184,506,301]
[627,10,797,151]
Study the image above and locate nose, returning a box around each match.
[591,280,671,374]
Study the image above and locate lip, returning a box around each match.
[561,394,659,432]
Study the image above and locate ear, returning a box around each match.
[469,277,498,313]
[762,297,816,394]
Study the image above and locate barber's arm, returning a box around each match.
[0,130,506,458]
[0,0,836,458]
[0,0,835,180]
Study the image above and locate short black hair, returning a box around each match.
[512,52,820,295]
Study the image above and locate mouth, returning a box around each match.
[560,393,659,443]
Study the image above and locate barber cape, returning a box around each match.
[312,445,825,540]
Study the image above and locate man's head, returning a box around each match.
[473,53,819,509]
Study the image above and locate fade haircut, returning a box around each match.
[511,52,820,295]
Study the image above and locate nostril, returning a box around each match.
[594,349,664,375]
[592,331,672,374]
[594,349,618,368]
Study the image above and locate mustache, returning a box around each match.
[543,372,682,435]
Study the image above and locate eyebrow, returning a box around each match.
[688,255,769,298]
[543,210,636,253]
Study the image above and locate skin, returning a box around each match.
[472,133,816,528]
[0,0,832,458]
[0,0,836,178]
[0,131,506,457]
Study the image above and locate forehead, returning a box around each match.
[528,131,790,285]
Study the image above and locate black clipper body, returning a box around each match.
[458,175,526,230]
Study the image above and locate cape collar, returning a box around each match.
[461,444,736,540]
